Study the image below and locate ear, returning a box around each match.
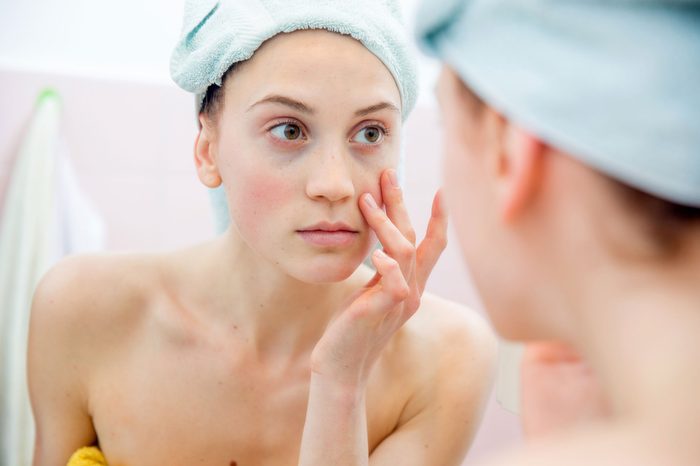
[194,115,222,188]
[495,123,546,222]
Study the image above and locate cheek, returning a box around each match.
[443,139,471,221]
[230,171,295,235]
[349,161,386,206]
[442,134,484,259]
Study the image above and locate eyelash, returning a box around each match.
[266,119,308,141]
[355,122,390,145]
[266,119,390,147]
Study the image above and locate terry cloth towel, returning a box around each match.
[66,447,107,466]
[170,0,418,234]
[415,0,700,207]
[0,89,105,466]
[170,0,418,120]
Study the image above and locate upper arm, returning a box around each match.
[370,302,498,466]
[28,257,99,465]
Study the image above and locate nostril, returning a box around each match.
[306,172,355,202]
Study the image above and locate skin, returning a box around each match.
[435,65,700,465]
[519,342,610,439]
[28,31,497,466]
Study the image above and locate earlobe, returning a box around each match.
[498,125,546,222]
[194,121,222,188]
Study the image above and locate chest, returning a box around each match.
[89,338,404,466]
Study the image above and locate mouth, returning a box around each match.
[297,222,359,247]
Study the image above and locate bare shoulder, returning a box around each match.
[387,291,498,426]
[401,291,498,374]
[370,292,498,460]
[30,251,163,349]
[28,251,170,461]
[28,251,169,392]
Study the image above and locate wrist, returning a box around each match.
[309,370,367,404]
[309,350,372,389]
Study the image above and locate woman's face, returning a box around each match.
[435,66,578,340]
[434,67,492,286]
[435,66,532,338]
[206,30,402,283]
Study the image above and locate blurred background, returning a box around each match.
[0,0,522,464]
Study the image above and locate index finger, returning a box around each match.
[381,169,417,246]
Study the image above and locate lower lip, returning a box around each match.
[297,230,358,247]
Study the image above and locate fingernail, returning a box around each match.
[388,169,399,188]
[374,248,388,260]
[364,193,378,209]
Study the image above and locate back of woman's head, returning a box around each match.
[453,73,700,260]
[417,0,700,256]
[611,182,700,258]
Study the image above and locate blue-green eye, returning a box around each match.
[270,123,304,141]
[352,126,385,144]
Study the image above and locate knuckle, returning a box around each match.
[349,299,372,318]
[429,230,448,252]
[397,240,415,260]
[383,255,400,270]
[407,294,421,312]
[405,228,417,245]
[437,233,448,251]
[392,283,410,301]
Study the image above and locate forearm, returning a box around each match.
[298,373,369,466]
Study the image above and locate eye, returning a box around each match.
[352,126,385,145]
[270,123,305,141]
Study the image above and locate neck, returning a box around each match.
[197,229,371,362]
[564,248,700,436]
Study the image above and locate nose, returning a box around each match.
[305,149,355,203]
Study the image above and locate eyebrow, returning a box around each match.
[247,95,314,114]
[247,94,400,117]
[354,102,400,117]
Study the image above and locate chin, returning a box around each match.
[482,294,552,342]
[288,253,366,284]
[470,272,533,341]
[489,317,530,341]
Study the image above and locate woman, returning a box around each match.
[416,0,700,464]
[28,1,496,465]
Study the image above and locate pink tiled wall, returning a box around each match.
[0,67,521,464]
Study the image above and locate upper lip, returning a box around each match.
[298,222,358,233]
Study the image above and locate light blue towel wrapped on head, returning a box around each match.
[170,0,418,233]
[415,0,700,207]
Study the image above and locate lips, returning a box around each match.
[297,222,359,247]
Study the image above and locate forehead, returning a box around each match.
[225,29,401,111]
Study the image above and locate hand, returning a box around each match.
[520,341,611,440]
[310,169,448,387]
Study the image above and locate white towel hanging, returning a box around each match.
[0,89,105,466]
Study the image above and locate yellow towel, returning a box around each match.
[66,447,107,466]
